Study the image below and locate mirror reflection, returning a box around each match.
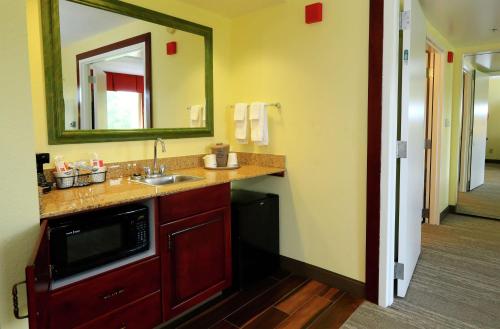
[59,0,206,130]
[457,52,500,220]
[74,33,150,129]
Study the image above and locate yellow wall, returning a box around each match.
[487,77,500,160]
[426,23,455,213]
[0,2,40,328]
[61,17,205,129]
[448,42,500,205]
[23,0,369,298]
[229,0,369,281]
[27,0,233,164]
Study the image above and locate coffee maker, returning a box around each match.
[36,153,52,193]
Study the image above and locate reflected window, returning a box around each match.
[106,91,143,129]
[105,72,144,129]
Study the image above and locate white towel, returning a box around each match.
[250,102,268,146]
[189,105,204,127]
[234,103,248,144]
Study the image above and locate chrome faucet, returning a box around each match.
[153,138,166,176]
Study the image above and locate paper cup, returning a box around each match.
[227,153,238,167]
[203,154,217,168]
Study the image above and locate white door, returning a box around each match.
[397,0,427,297]
[469,70,489,190]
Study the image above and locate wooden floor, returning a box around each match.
[164,272,363,329]
[457,163,500,219]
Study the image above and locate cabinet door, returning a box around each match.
[160,207,231,320]
[24,220,51,329]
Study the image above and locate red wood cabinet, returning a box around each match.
[22,219,162,329]
[160,206,232,320]
[158,183,230,224]
[25,220,51,329]
[22,184,232,328]
[49,257,160,328]
[75,292,162,329]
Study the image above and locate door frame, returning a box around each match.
[424,40,445,225]
[366,0,446,307]
[366,0,394,306]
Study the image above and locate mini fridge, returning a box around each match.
[231,190,279,289]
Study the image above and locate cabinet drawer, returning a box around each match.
[50,257,160,328]
[158,183,230,224]
[76,291,162,329]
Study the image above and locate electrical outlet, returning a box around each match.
[489,148,494,154]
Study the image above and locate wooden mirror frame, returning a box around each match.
[41,0,214,144]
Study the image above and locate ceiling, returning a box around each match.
[464,52,500,73]
[59,0,135,46]
[420,0,500,48]
[91,48,145,76]
[92,58,144,76]
[177,0,285,18]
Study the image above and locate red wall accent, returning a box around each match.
[305,2,323,24]
[167,41,177,55]
[447,51,454,63]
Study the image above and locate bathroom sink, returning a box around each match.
[132,174,203,186]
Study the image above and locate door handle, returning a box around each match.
[12,281,28,319]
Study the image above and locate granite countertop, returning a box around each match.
[40,165,285,219]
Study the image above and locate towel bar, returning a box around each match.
[230,103,282,110]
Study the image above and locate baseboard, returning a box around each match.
[486,159,500,164]
[440,205,456,220]
[279,255,365,298]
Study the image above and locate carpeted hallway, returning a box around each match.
[342,214,500,329]
[457,163,500,219]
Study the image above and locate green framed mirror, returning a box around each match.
[41,0,214,144]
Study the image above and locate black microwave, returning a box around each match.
[49,204,149,279]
